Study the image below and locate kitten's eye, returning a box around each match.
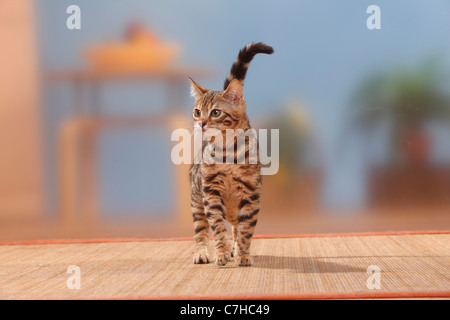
[194,109,201,117]
[211,109,221,117]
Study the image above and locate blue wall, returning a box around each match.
[37,0,450,216]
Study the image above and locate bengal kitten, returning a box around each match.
[188,42,274,266]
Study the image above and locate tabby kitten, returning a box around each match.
[189,42,273,266]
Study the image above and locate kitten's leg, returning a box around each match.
[203,192,231,266]
[231,224,238,258]
[191,191,210,264]
[236,198,260,266]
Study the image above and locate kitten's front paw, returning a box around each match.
[193,251,211,264]
[215,251,231,266]
[237,255,253,266]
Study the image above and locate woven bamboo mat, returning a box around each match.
[0,232,449,299]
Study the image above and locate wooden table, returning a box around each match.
[44,66,215,226]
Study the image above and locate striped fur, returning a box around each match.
[189,43,273,267]
[223,42,274,90]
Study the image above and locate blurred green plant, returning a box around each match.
[266,102,314,190]
[352,58,450,165]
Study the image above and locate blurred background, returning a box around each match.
[1,0,449,241]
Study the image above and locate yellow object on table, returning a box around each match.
[84,42,181,71]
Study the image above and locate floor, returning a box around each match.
[0,232,448,299]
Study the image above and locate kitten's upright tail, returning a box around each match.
[224,42,274,90]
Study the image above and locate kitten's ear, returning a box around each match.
[188,78,208,99]
[222,79,243,105]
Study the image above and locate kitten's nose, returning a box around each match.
[200,121,206,128]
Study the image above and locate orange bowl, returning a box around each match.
[84,43,181,71]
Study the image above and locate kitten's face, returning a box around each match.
[189,78,246,134]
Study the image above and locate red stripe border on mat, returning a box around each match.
[0,230,448,246]
[119,291,450,300]
[31,291,450,300]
